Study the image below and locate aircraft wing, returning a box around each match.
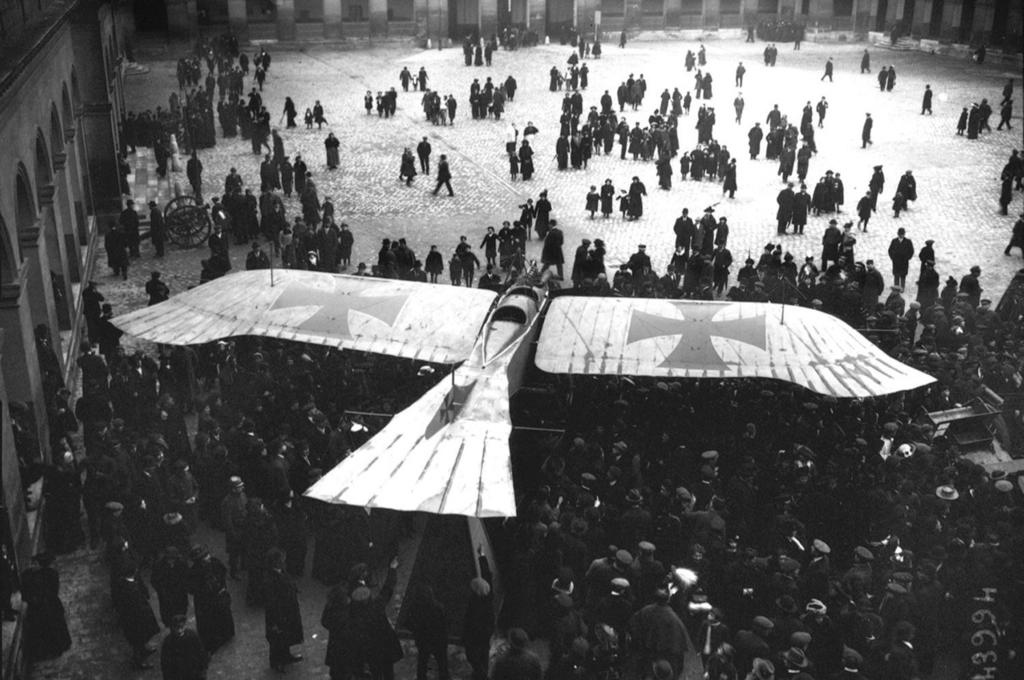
[304,370,516,517]
[534,297,935,398]
[112,270,497,364]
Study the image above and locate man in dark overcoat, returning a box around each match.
[112,564,161,668]
[265,548,303,672]
[160,614,209,680]
[776,182,795,234]
[887,227,915,289]
[187,545,235,654]
[541,219,565,279]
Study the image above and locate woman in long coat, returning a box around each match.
[599,179,615,217]
[20,554,72,661]
[399,148,417,186]
[534,192,553,240]
[518,141,535,180]
[112,565,161,668]
[628,176,647,219]
[722,159,738,198]
[324,132,341,169]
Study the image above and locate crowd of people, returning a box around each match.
[15,242,1024,677]
[10,20,1024,680]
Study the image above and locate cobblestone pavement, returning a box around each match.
[44,38,1016,680]
[102,39,1024,323]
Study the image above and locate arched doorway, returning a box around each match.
[15,167,36,234]
[0,213,18,286]
[50,107,65,159]
[546,0,573,38]
[134,0,170,31]
[448,0,479,39]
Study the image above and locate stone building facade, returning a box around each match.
[145,0,1020,48]
[0,0,124,593]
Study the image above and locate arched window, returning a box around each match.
[50,105,65,157]
[35,132,53,202]
[70,68,81,111]
[0,213,18,284]
[15,165,37,234]
[61,83,74,127]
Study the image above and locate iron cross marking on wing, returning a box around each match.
[270,282,409,337]
[626,303,768,369]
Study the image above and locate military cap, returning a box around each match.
[854,546,874,561]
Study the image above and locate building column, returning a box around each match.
[480,0,498,37]
[20,226,61,356]
[228,0,249,42]
[277,0,297,39]
[56,144,84,283]
[38,185,74,335]
[325,0,344,37]
[370,0,389,35]
[64,127,90,249]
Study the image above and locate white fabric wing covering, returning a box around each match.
[535,297,935,398]
[304,369,517,517]
[112,270,496,364]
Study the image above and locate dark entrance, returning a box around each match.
[448,0,479,40]
[875,0,888,32]
[134,0,169,31]
[546,0,573,39]
[928,0,943,37]
[900,0,915,32]
[958,0,975,42]
[990,0,1010,48]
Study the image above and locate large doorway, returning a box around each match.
[875,0,888,32]
[546,0,573,38]
[958,0,975,42]
[900,0,915,32]
[134,0,169,31]
[449,0,479,39]
[928,0,943,37]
